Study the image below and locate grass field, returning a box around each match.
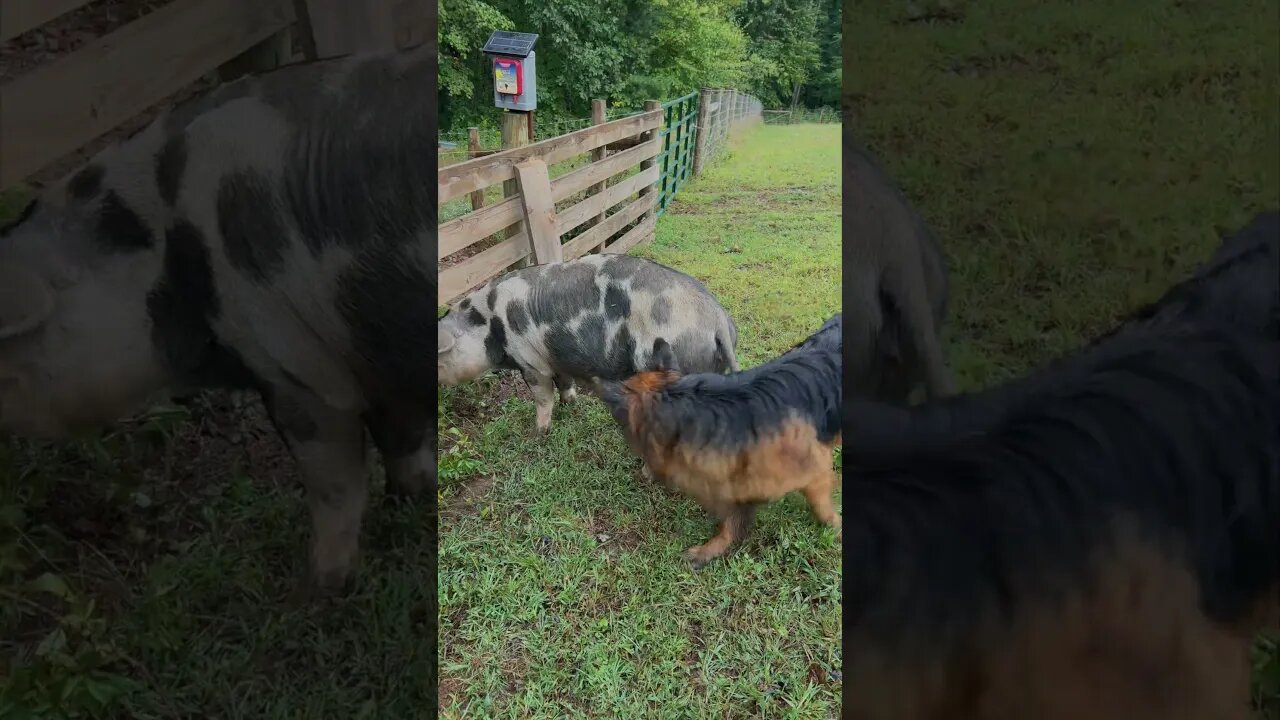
[849,0,1279,714]
[437,123,842,718]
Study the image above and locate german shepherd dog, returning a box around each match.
[595,314,842,569]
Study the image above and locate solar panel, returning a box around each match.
[482,30,538,57]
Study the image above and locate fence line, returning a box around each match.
[437,88,764,305]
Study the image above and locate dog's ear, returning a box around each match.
[648,338,677,373]
[594,377,624,410]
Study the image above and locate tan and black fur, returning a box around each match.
[843,322,1280,720]
[596,314,842,568]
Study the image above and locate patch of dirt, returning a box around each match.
[440,475,495,518]
[438,677,464,711]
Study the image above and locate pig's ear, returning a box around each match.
[437,326,456,354]
[0,264,54,340]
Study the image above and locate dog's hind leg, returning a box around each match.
[684,502,759,570]
[801,468,842,540]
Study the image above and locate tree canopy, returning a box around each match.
[438,0,840,132]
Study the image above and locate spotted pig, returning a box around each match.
[437,254,740,434]
[0,46,435,596]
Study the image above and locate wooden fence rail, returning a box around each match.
[0,0,429,190]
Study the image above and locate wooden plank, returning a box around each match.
[514,158,562,264]
[557,164,659,237]
[603,215,657,255]
[0,0,94,44]
[438,196,521,259]
[0,0,296,189]
[562,192,656,261]
[437,139,658,260]
[549,138,659,203]
[438,109,661,204]
[438,234,532,304]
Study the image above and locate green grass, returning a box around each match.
[437,123,842,719]
[850,0,1279,714]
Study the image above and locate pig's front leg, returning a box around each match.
[264,388,369,596]
[522,369,557,435]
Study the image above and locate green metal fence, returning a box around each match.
[656,91,700,217]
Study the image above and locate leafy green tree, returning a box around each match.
[438,0,836,134]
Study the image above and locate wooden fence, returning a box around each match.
[437,88,763,305]
[0,0,430,190]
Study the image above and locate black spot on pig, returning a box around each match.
[507,300,530,334]
[651,296,671,324]
[544,314,635,378]
[487,288,498,312]
[365,401,430,464]
[218,170,288,283]
[280,50,434,253]
[67,164,104,200]
[485,316,509,367]
[467,308,486,326]
[156,134,188,207]
[604,284,631,320]
[605,326,638,377]
[335,250,434,404]
[147,220,255,389]
[96,191,154,252]
[460,298,472,311]
[529,263,601,326]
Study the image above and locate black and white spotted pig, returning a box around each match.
[438,254,740,434]
[0,47,435,595]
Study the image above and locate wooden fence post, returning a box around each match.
[514,159,562,264]
[467,128,485,213]
[587,98,608,252]
[692,88,712,177]
[637,99,661,242]
[500,110,531,267]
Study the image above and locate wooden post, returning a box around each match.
[587,99,609,252]
[467,128,485,213]
[514,159,562,264]
[716,88,728,149]
[692,88,712,177]
[501,110,532,266]
[636,99,661,243]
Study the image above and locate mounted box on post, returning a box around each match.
[482,30,538,112]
